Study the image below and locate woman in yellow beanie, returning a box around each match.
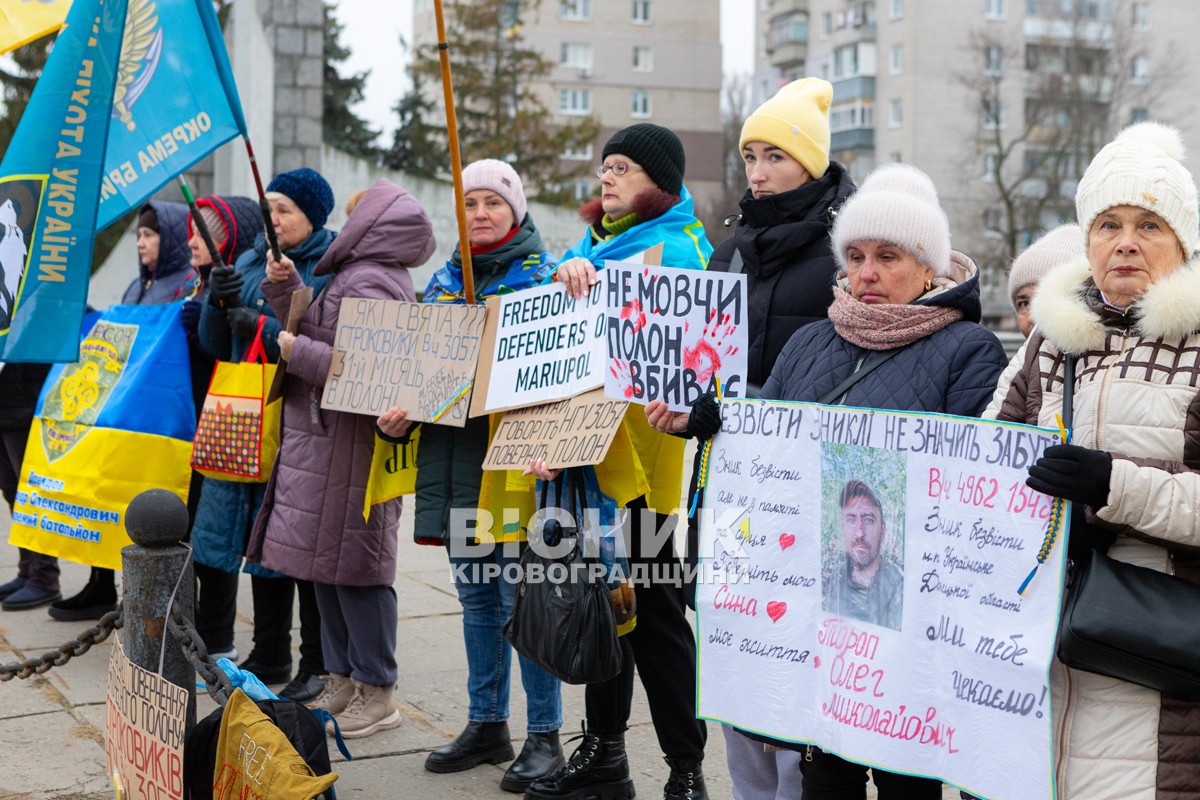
[688,77,858,800]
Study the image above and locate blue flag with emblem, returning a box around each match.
[0,0,248,363]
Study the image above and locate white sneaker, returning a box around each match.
[334,680,401,739]
[210,647,238,662]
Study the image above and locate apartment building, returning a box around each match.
[757,0,1200,326]
[412,0,724,209]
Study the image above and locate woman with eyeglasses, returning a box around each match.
[525,123,713,800]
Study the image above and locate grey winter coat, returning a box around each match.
[248,179,436,586]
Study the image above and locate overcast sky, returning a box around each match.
[337,0,756,144]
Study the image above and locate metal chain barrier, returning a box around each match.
[0,603,232,706]
[0,605,124,681]
[167,605,233,705]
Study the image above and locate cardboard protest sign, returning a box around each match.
[697,401,1062,800]
[105,634,188,800]
[605,262,748,411]
[321,298,486,427]
[482,389,627,470]
[268,286,313,403]
[470,281,606,416]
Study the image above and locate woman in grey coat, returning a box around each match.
[247,178,436,739]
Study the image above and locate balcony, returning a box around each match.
[831,128,874,151]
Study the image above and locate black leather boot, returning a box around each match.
[500,731,565,793]
[425,721,514,773]
[524,725,634,800]
[663,757,708,800]
[48,567,117,622]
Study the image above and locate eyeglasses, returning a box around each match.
[594,162,643,179]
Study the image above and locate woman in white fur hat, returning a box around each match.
[987,122,1200,799]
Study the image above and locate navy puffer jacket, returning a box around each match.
[761,251,1007,416]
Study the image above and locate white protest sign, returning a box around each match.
[605,262,748,411]
[105,634,188,800]
[471,280,605,416]
[697,401,1062,800]
[322,298,487,427]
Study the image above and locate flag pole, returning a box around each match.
[176,177,225,272]
[433,0,476,305]
[243,139,283,263]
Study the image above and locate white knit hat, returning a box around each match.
[831,163,952,275]
[1007,224,1084,306]
[1075,122,1198,256]
[462,159,527,224]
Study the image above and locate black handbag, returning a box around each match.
[1055,354,1200,698]
[502,468,623,685]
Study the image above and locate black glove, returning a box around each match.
[684,392,722,441]
[1027,444,1112,509]
[208,266,244,306]
[227,307,261,340]
[180,299,201,333]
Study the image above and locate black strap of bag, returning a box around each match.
[818,347,903,405]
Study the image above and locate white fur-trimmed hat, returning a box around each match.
[831,163,952,275]
[1076,122,1198,256]
[1008,223,1085,306]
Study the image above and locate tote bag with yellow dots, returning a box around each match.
[191,316,281,483]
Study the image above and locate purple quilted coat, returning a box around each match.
[248,179,436,586]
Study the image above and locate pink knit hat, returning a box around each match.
[462,159,527,223]
[831,164,952,276]
[1007,224,1084,306]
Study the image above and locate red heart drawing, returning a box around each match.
[813,655,821,669]
[779,533,796,551]
[766,601,787,623]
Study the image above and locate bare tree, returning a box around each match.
[697,73,754,246]
[958,0,1178,277]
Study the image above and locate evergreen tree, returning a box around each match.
[383,64,445,176]
[322,1,379,159]
[400,0,599,204]
[0,35,54,163]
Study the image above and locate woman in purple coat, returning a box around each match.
[247,179,437,738]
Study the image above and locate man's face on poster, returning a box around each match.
[841,494,885,572]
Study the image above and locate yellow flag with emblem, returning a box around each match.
[0,0,70,55]
[362,429,420,521]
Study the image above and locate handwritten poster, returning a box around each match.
[482,389,627,470]
[471,281,606,416]
[604,262,748,411]
[697,400,1062,800]
[322,298,487,427]
[105,634,188,800]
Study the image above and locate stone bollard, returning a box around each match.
[121,488,197,730]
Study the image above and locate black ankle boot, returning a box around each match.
[663,757,708,800]
[525,725,634,800]
[48,567,117,622]
[425,721,514,773]
[500,731,565,793]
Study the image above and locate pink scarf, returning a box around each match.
[827,287,964,350]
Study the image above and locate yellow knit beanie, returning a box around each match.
[739,78,833,180]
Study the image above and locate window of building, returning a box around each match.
[770,12,808,47]
[890,98,903,127]
[821,11,832,36]
[1132,1,1149,29]
[633,45,653,71]
[560,0,591,22]
[985,45,1004,75]
[632,0,651,23]
[984,207,1004,234]
[890,152,903,163]
[984,98,1003,129]
[833,44,860,79]
[573,179,592,202]
[1130,106,1149,124]
[560,42,593,69]
[983,152,998,181]
[562,143,594,161]
[890,44,903,74]
[890,0,904,19]
[829,102,874,132]
[631,91,651,118]
[985,0,1006,19]
[1131,54,1150,83]
[559,87,591,114]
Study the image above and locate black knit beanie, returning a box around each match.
[601,123,685,196]
[138,204,159,232]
